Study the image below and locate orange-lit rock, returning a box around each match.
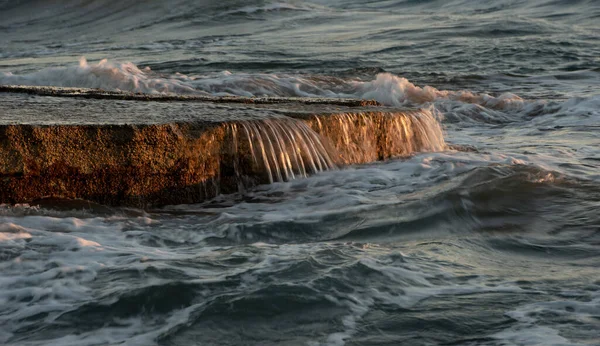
[0,86,445,207]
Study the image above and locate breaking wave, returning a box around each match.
[2,58,598,123]
[0,58,198,94]
[0,58,522,105]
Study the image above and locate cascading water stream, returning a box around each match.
[226,109,446,187]
[229,117,338,185]
[308,109,446,164]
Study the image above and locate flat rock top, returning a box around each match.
[0,85,399,125]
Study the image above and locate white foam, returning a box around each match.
[350,73,527,108]
[0,58,525,110]
[0,230,32,242]
[5,58,597,125]
[0,57,198,94]
[187,70,529,111]
[530,94,600,127]
[494,325,575,346]
[0,207,246,346]
[307,243,529,346]
[1,58,598,127]
[492,289,600,346]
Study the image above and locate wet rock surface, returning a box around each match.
[0,86,444,208]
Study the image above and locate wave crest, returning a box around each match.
[4,58,597,124]
[0,58,522,107]
[0,57,198,94]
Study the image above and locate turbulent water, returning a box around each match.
[1,1,600,345]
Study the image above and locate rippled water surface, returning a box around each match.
[1,1,599,345]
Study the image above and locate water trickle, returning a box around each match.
[308,109,446,164]
[228,117,337,185]
[226,109,445,189]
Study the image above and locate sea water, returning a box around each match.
[0,1,599,345]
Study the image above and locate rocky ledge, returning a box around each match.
[0,86,445,208]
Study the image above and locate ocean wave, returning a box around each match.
[160,150,595,245]
[0,58,524,105]
[330,164,585,241]
[2,58,599,124]
[0,58,198,94]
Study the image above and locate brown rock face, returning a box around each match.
[0,123,226,207]
[0,87,445,208]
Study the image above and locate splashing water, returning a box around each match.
[309,109,446,164]
[229,117,337,185]
[0,58,198,94]
[0,58,529,110]
[5,58,596,125]
[227,109,446,187]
